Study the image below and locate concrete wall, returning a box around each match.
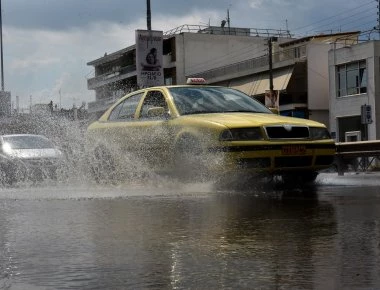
[328,41,377,140]
[307,43,331,127]
[309,110,330,130]
[174,32,287,85]
[307,43,330,110]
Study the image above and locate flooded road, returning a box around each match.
[0,172,379,289]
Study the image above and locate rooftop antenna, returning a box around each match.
[285,19,291,36]
[0,0,4,91]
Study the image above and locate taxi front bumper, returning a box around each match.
[207,142,336,174]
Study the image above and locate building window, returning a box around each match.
[165,77,173,85]
[294,47,301,58]
[337,60,367,97]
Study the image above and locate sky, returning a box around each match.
[1,0,378,110]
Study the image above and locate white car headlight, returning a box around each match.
[309,127,331,140]
[2,142,12,154]
[220,128,263,141]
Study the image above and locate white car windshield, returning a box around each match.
[3,135,54,149]
[168,87,272,115]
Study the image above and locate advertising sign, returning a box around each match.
[264,90,279,109]
[135,30,164,88]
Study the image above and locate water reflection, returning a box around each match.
[0,179,379,289]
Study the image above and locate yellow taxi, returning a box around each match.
[86,79,336,183]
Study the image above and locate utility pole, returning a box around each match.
[227,8,230,34]
[268,37,274,95]
[0,0,4,91]
[59,89,62,109]
[377,0,380,39]
[146,0,151,31]
[29,95,32,114]
[267,36,278,110]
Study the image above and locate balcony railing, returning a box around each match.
[87,64,136,89]
[164,24,292,38]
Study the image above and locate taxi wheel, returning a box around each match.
[174,136,206,181]
[90,146,116,183]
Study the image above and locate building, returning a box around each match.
[329,40,380,142]
[191,31,360,128]
[86,24,360,129]
[86,25,293,118]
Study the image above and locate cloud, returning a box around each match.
[11,57,61,71]
[2,0,375,111]
[248,0,264,9]
[4,8,224,109]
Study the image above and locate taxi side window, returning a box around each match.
[108,93,143,121]
[139,91,168,119]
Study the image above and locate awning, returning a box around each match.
[228,75,258,95]
[229,66,294,96]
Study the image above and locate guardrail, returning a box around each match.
[335,141,380,175]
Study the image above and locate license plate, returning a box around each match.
[282,145,306,155]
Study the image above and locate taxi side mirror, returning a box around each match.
[147,107,166,118]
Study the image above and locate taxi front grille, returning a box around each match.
[265,126,309,139]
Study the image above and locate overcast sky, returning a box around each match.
[1,0,377,109]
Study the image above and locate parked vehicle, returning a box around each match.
[0,134,65,184]
[86,79,336,184]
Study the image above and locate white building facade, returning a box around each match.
[328,41,380,142]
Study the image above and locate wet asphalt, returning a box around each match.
[0,171,379,289]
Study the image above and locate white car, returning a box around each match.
[0,134,65,184]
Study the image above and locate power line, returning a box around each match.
[307,6,375,34]
[291,0,374,33]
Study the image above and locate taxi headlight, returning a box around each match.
[220,128,263,141]
[309,127,331,140]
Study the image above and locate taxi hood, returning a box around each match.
[181,112,326,128]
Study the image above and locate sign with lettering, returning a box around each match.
[135,30,164,88]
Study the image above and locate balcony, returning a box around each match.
[87,64,137,90]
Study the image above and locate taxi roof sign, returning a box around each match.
[186,78,207,85]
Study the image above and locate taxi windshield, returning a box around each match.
[168,87,272,115]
